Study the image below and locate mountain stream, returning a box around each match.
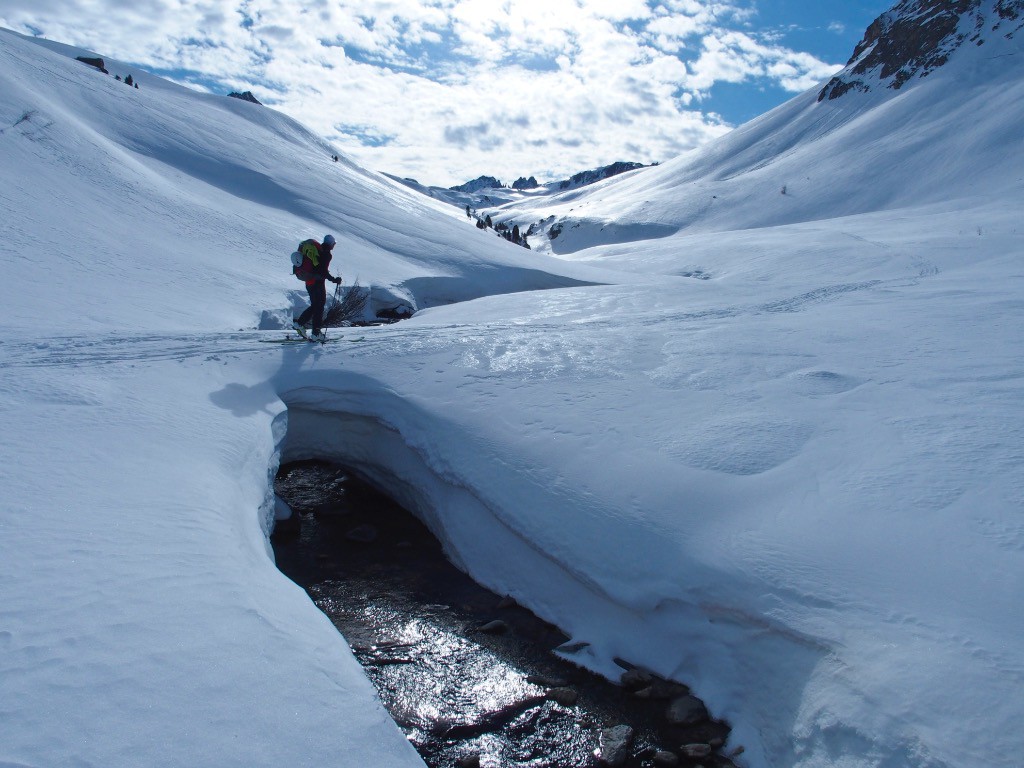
[271,461,739,768]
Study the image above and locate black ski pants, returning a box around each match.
[297,280,327,333]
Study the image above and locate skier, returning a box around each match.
[292,234,342,341]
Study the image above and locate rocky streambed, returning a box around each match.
[272,461,742,768]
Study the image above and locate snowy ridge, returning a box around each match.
[2,5,1024,768]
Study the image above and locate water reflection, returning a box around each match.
[272,462,733,768]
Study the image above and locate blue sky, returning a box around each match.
[1,1,890,187]
[714,0,886,122]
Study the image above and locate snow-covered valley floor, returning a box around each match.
[2,21,1023,768]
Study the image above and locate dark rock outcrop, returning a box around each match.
[451,163,647,197]
[450,175,503,193]
[512,175,539,189]
[818,0,1024,101]
[76,56,108,74]
[376,304,414,321]
[228,90,262,105]
[557,161,645,190]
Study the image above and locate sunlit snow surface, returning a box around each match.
[1,21,1023,768]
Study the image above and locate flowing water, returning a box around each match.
[272,461,737,768]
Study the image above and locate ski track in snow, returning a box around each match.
[0,332,376,368]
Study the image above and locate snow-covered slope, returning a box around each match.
[495,0,1024,258]
[0,31,606,336]
[2,4,1023,768]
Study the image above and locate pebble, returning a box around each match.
[477,619,509,634]
[653,750,680,766]
[634,680,690,699]
[665,695,709,726]
[620,668,654,689]
[682,743,712,758]
[546,687,578,707]
[599,725,635,767]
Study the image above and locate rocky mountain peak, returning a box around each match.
[818,0,1023,101]
[556,161,647,191]
[512,176,539,190]
[228,90,263,105]
[450,175,503,193]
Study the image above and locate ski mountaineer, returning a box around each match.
[292,234,342,341]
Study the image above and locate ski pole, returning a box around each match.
[325,279,342,326]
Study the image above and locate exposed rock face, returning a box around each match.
[450,175,503,192]
[818,0,1024,101]
[75,56,108,74]
[228,90,262,105]
[557,161,646,190]
[451,163,647,196]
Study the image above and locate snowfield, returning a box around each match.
[1,15,1022,768]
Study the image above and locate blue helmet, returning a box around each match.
[323,234,336,246]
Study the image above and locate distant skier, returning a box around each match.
[292,234,342,341]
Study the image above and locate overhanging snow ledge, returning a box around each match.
[269,388,840,768]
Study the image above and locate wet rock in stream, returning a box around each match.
[272,461,739,768]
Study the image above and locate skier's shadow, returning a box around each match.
[209,381,279,417]
[209,340,329,416]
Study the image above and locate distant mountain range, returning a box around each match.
[385,161,651,211]
[448,161,649,194]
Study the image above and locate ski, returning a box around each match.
[259,334,366,344]
[260,335,336,344]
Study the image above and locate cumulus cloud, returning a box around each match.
[0,0,845,186]
[687,29,840,93]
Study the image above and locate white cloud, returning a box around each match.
[647,13,708,46]
[0,0,847,186]
[686,29,840,94]
[578,0,653,22]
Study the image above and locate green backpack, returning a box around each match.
[289,239,320,281]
